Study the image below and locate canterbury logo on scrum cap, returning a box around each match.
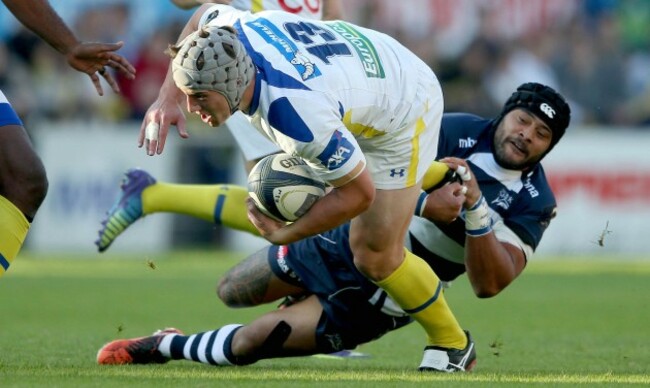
[540,103,556,119]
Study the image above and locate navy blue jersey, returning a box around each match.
[408,113,557,280]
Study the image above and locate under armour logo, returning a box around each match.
[540,103,555,119]
[390,168,406,178]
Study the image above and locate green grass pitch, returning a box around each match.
[1,251,649,387]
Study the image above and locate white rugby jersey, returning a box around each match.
[230,0,323,19]
[200,5,437,184]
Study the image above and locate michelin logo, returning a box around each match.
[290,52,315,80]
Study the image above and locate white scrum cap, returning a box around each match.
[172,26,254,112]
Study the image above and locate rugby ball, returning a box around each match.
[248,153,327,222]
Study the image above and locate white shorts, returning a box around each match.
[358,64,443,190]
[224,111,281,162]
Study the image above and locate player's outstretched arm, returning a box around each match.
[1,0,135,96]
[439,157,526,297]
[139,3,215,156]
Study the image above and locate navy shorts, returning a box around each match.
[268,223,413,353]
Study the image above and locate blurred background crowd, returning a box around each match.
[1,0,649,129]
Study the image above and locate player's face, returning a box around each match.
[184,89,232,127]
[493,109,553,170]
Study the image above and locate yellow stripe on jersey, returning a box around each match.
[407,115,426,187]
[342,110,385,138]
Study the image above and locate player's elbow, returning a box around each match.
[336,166,376,218]
[334,175,375,216]
[474,287,501,299]
[472,281,508,298]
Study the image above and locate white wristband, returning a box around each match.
[464,195,492,236]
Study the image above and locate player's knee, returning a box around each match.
[351,245,404,281]
[353,256,394,281]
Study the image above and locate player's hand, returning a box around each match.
[65,41,136,96]
[246,198,287,244]
[422,182,466,223]
[439,157,481,209]
[139,97,189,156]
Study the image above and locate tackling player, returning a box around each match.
[0,0,135,278]
[96,82,571,370]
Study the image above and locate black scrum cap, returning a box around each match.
[497,82,571,151]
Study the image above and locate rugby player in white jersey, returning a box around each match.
[124,4,472,371]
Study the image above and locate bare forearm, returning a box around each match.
[278,187,368,243]
[3,0,78,54]
[464,234,523,298]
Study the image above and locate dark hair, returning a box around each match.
[496,83,571,152]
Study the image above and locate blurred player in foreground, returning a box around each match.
[127,3,473,370]
[0,0,135,278]
[97,83,571,371]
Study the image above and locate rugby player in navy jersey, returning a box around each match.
[97,82,570,371]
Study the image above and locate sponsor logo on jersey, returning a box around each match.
[523,177,539,198]
[275,245,299,281]
[318,130,355,170]
[247,18,321,80]
[459,137,477,148]
[327,21,385,78]
[491,188,513,210]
